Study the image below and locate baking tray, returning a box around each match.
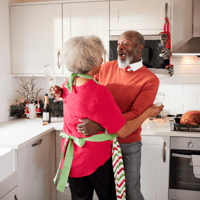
[170,119,200,132]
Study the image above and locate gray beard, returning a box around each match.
[118,55,132,69]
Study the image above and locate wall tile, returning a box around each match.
[170,93,198,102]
[162,102,184,111]
[185,84,200,93]
[184,103,200,111]
[158,84,184,93]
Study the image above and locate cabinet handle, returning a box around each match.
[32,139,43,147]
[14,195,18,200]
[57,50,61,69]
[163,141,166,162]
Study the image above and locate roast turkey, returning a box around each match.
[180,110,200,125]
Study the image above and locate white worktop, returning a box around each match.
[0,118,200,149]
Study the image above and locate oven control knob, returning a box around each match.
[187,141,194,148]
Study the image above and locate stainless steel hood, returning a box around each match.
[175,0,200,54]
[175,37,200,53]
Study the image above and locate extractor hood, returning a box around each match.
[175,0,200,54]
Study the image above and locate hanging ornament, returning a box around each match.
[159,3,174,77]
[159,32,168,44]
[165,64,174,77]
[161,47,171,60]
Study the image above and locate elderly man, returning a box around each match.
[77,30,160,200]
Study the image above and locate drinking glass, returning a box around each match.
[149,92,165,126]
[44,64,61,101]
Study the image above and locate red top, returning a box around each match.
[61,79,126,177]
[95,60,159,144]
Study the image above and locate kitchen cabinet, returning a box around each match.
[63,2,109,74]
[10,4,63,75]
[17,132,56,200]
[141,135,170,200]
[110,0,171,36]
[0,187,18,200]
[55,130,99,200]
[10,1,109,76]
[171,0,193,54]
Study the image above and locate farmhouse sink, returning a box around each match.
[0,148,15,181]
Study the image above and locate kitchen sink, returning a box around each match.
[0,148,15,181]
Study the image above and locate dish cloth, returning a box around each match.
[192,155,200,178]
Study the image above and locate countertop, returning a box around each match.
[0,117,200,149]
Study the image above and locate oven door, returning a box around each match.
[169,149,200,200]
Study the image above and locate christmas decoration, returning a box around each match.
[161,47,171,60]
[159,32,168,44]
[24,102,29,114]
[49,98,63,117]
[159,3,174,77]
[9,100,26,120]
[165,64,174,77]
[16,76,43,103]
[36,100,41,117]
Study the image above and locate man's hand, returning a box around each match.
[49,85,63,98]
[77,119,105,136]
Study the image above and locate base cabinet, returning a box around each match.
[141,135,170,200]
[17,132,56,200]
[0,187,18,200]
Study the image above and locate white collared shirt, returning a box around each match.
[128,59,143,72]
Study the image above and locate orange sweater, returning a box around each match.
[95,60,159,143]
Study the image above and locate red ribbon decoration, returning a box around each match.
[164,17,171,49]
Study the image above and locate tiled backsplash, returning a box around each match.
[1,56,200,123]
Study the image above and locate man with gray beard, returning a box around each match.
[77,30,160,200]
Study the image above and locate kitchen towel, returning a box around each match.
[192,155,200,178]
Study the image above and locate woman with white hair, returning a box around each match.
[52,35,163,200]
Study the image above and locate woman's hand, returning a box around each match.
[49,85,63,98]
[146,104,164,118]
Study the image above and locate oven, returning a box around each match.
[169,137,200,200]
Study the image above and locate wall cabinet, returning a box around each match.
[17,132,56,200]
[141,135,170,200]
[63,2,109,74]
[10,2,109,76]
[11,4,63,75]
[110,0,171,36]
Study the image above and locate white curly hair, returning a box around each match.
[62,35,105,74]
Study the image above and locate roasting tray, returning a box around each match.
[170,118,200,132]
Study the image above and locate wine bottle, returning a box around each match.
[43,94,51,123]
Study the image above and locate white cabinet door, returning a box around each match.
[110,0,171,35]
[11,4,62,75]
[141,136,170,200]
[0,187,18,200]
[63,2,109,75]
[18,132,56,200]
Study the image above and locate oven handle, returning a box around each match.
[163,142,166,162]
[172,153,192,159]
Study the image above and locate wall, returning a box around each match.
[158,56,200,115]
[0,0,21,123]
